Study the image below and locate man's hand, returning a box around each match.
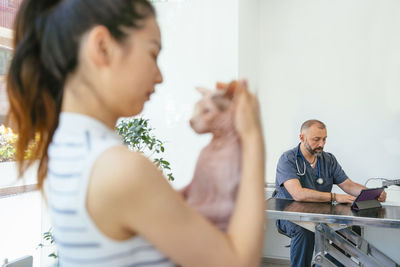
[378,190,387,202]
[335,194,356,204]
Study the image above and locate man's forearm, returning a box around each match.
[339,179,366,197]
[346,183,366,197]
[293,187,332,202]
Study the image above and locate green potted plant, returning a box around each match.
[116,117,174,181]
[37,228,57,259]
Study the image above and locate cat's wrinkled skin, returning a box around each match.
[182,87,241,231]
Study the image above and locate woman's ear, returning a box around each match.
[85,25,115,67]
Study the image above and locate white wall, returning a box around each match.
[0,163,42,266]
[142,0,239,189]
[0,192,42,267]
[258,0,400,187]
[257,0,400,262]
[238,0,260,92]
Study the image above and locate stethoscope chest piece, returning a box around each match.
[316,177,324,185]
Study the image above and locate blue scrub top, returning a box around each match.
[275,144,348,200]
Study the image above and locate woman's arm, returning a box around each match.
[87,82,266,267]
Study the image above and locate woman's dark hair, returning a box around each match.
[6,0,155,189]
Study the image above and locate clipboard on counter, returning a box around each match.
[351,187,384,211]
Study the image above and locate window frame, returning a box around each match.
[0,184,38,198]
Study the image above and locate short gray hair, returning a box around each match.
[300,119,326,133]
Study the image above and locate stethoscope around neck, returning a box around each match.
[295,143,324,185]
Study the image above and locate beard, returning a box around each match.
[305,140,323,157]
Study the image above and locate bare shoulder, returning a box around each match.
[86,145,175,238]
[90,145,169,197]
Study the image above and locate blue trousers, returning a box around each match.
[276,220,315,267]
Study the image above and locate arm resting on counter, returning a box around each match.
[338,178,386,202]
[338,178,365,196]
[283,179,355,204]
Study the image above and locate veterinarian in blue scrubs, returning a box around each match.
[274,119,386,267]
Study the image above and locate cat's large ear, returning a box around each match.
[196,87,212,95]
[224,81,237,99]
[216,81,237,99]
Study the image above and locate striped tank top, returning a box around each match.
[47,112,175,267]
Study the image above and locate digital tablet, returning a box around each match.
[351,187,384,211]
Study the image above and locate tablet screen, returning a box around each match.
[353,187,384,203]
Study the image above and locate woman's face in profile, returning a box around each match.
[104,16,163,117]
